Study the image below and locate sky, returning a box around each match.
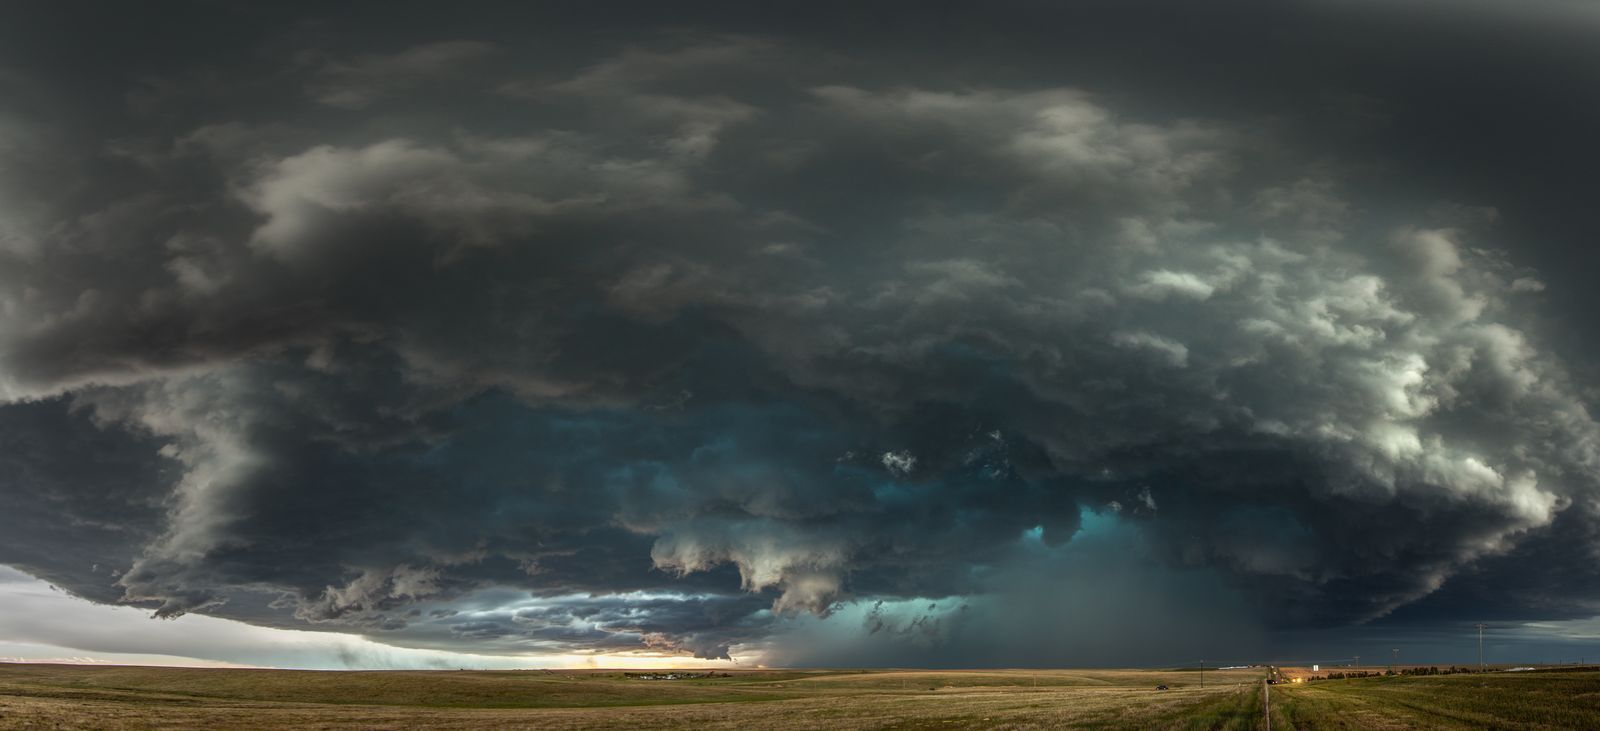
[2,0,1600,670]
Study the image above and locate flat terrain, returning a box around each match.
[0,664,1263,730]
[2,663,1597,729]
[1271,670,1600,730]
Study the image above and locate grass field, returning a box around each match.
[2,662,1597,729]
[1271,670,1600,730]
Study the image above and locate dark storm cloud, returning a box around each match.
[2,0,1600,663]
[304,40,498,110]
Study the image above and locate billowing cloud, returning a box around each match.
[2,1,1600,666]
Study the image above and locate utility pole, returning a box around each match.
[1354,655,1360,671]
[1263,678,1270,731]
[1391,648,1399,674]
[1475,624,1487,673]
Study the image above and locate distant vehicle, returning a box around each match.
[1156,684,1169,691]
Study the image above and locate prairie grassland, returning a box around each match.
[9,663,1595,729]
[0,663,1265,730]
[1270,671,1600,730]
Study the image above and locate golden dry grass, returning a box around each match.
[0,663,1265,730]
[10,662,1591,729]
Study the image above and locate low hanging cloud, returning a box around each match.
[2,6,1600,665]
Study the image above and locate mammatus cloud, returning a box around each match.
[2,8,1600,665]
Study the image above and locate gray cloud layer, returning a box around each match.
[3,1,1600,664]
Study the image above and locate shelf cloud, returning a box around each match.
[3,0,1600,666]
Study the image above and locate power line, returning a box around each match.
[1475,624,1487,673]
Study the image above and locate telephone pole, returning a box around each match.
[1263,678,1271,731]
[1353,655,1360,671]
[1475,624,1487,673]
[1391,648,1399,674]
[1199,659,1205,689]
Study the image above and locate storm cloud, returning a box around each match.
[3,0,1600,666]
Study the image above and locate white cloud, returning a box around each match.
[0,567,532,670]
